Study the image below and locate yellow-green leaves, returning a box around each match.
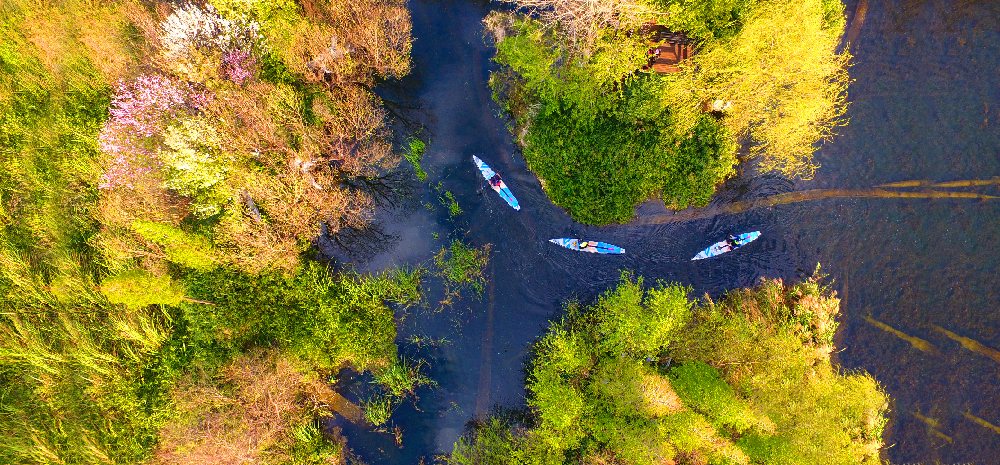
[453,271,887,465]
[160,117,232,217]
[101,269,185,309]
[666,0,850,178]
[131,220,218,270]
[594,271,694,356]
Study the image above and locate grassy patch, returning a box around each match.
[403,137,427,181]
[362,394,399,427]
[434,240,490,296]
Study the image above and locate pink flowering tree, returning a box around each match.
[98,74,231,217]
[98,75,187,189]
[220,49,256,85]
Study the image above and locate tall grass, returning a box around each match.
[0,262,174,463]
[0,7,171,462]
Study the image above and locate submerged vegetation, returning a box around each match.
[435,239,491,296]
[487,0,850,224]
[0,0,423,462]
[451,270,888,464]
[404,137,428,181]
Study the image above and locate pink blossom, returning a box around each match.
[186,84,216,111]
[98,75,186,189]
[107,75,186,136]
[220,49,256,85]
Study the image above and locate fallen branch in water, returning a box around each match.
[877,177,1000,188]
[635,188,998,225]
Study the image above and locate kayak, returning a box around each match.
[549,238,625,254]
[691,231,760,260]
[472,155,520,211]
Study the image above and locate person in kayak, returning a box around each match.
[489,174,502,187]
[578,241,590,249]
[726,235,741,249]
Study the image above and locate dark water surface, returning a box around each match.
[337,0,1000,462]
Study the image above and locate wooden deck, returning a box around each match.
[640,24,695,74]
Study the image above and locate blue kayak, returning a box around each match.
[692,231,760,260]
[550,238,625,254]
[472,155,519,211]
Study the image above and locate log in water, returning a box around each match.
[636,188,998,225]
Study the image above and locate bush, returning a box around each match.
[450,270,888,464]
[181,262,421,371]
[522,84,736,225]
[101,269,186,309]
[592,271,694,356]
[153,351,343,465]
[131,220,218,271]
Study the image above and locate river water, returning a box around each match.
[333,0,1000,462]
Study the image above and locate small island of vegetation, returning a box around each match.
[451,268,888,464]
[486,0,850,224]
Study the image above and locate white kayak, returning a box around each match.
[549,238,625,254]
[692,231,760,260]
[472,155,520,211]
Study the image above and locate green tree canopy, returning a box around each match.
[451,270,888,465]
[488,0,849,224]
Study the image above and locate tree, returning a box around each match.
[451,271,888,464]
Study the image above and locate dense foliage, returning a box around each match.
[0,0,423,463]
[451,270,888,464]
[85,0,414,272]
[487,0,849,224]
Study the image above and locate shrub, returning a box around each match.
[153,351,342,465]
[131,220,218,271]
[451,418,523,465]
[592,271,694,356]
[450,271,888,464]
[522,86,736,225]
[181,262,422,371]
[159,117,231,217]
[97,74,186,189]
[220,48,257,84]
[101,269,186,309]
[159,2,261,79]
